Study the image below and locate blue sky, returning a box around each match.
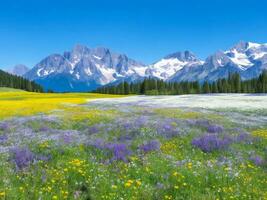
[0,0,267,69]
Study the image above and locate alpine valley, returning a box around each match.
[10,41,267,92]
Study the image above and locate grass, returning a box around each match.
[0,87,26,92]
[0,91,266,199]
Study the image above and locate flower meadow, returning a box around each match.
[0,92,266,200]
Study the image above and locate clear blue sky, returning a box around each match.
[1,0,267,69]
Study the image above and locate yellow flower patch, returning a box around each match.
[252,129,267,139]
[0,91,124,119]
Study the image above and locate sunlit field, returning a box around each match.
[0,90,266,199]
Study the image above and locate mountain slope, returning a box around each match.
[24,45,146,92]
[169,42,267,82]
[24,41,267,92]
[0,69,43,92]
[145,51,203,80]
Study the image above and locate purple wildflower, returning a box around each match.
[118,134,134,142]
[37,155,51,162]
[157,122,180,138]
[39,126,50,132]
[135,116,149,127]
[122,122,134,130]
[192,134,232,153]
[88,126,99,134]
[92,138,106,149]
[0,135,8,143]
[207,125,224,133]
[195,120,210,127]
[235,132,253,144]
[106,143,131,162]
[0,122,9,131]
[139,140,161,153]
[250,155,264,166]
[10,147,35,170]
[63,134,73,144]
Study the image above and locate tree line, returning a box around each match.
[94,70,267,95]
[0,69,43,92]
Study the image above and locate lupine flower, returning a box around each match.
[157,122,180,138]
[10,147,35,170]
[235,132,252,144]
[0,135,8,143]
[192,134,232,153]
[0,122,9,131]
[62,134,73,144]
[122,122,135,131]
[91,138,106,150]
[135,116,149,127]
[88,126,99,134]
[106,143,131,162]
[139,140,161,153]
[37,155,51,162]
[207,125,224,133]
[250,155,264,166]
[118,134,134,142]
[39,126,50,132]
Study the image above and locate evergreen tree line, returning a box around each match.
[0,69,43,92]
[94,70,267,95]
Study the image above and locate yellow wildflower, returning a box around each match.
[125,182,131,187]
[0,192,5,197]
[136,180,141,187]
[111,185,117,189]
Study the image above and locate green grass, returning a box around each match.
[0,87,26,92]
[0,93,266,200]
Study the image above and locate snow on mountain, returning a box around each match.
[169,41,267,82]
[145,51,203,80]
[24,41,267,92]
[8,64,29,76]
[24,45,146,92]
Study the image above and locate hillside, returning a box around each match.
[0,69,43,92]
[0,87,26,92]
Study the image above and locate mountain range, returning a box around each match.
[8,41,267,92]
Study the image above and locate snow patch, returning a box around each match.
[132,66,147,76]
[229,49,253,70]
[37,69,42,77]
[252,52,267,60]
[93,55,102,60]
[96,64,116,84]
[84,68,92,76]
[149,58,188,80]
[75,72,80,80]
[217,59,223,66]
[248,42,261,49]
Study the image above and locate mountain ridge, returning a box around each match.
[17,41,267,91]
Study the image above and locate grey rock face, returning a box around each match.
[24,42,267,91]
[24,45,145,92]
[169,42,267,82]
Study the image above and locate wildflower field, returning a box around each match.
[0,91,266,200]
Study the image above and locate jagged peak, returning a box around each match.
[164,51,198,62]
[231,41,263,52]
[72,44,90,54]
